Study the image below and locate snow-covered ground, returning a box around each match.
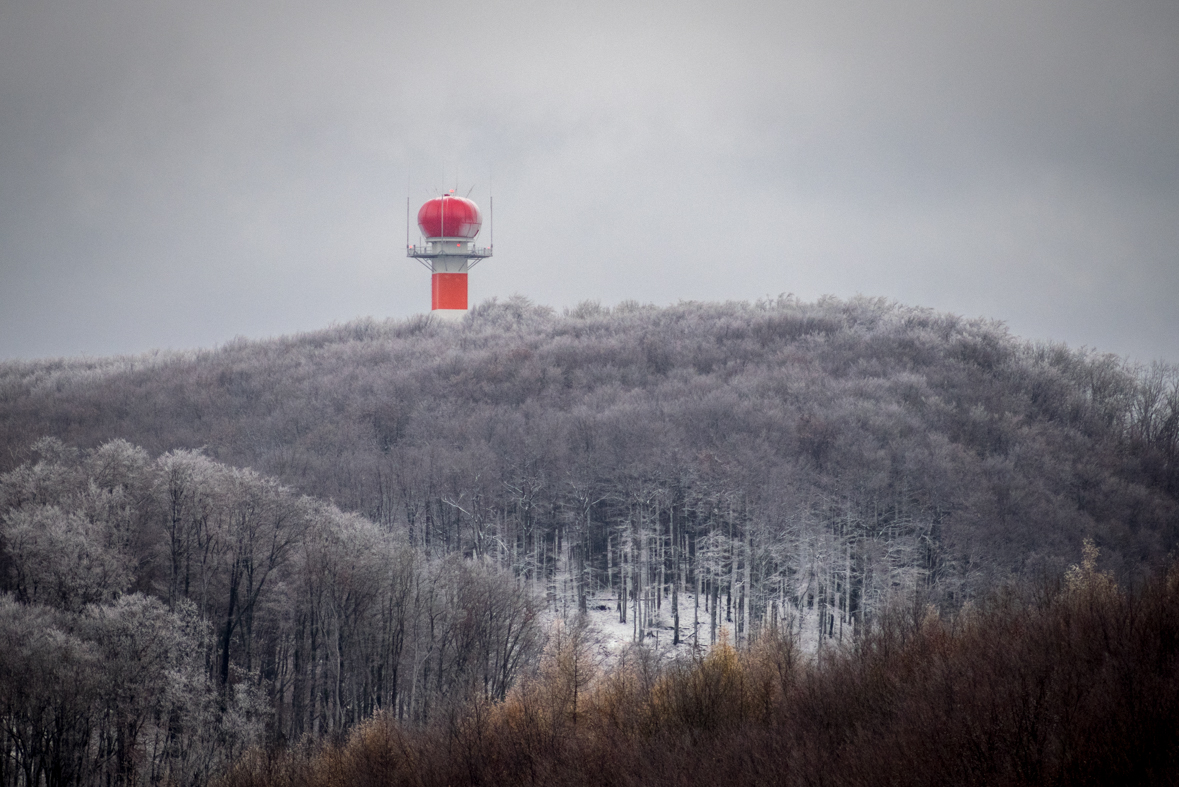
[550,590,835,670]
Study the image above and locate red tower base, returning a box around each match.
[432,272,468,311]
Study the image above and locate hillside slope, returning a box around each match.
[2,296,1177,638]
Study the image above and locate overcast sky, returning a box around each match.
[2,0,1176,363]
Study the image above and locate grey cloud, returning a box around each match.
[1,0,1176,362]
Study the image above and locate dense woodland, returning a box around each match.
[2,296,1178,785]
[222,549,1179,787]
[0,440,540,787]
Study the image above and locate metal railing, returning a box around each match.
[407,244,493,258]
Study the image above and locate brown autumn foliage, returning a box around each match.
[217,550,1179,787]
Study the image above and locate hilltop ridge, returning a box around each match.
[3,295,1176,590]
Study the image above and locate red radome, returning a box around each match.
[407,191,492,318]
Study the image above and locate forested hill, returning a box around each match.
[3,295,1178,599]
